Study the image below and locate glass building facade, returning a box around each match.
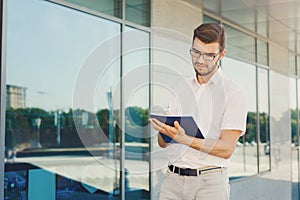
[1,0,300,200]
[4,0,151,199]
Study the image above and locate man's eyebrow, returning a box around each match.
[191,48,217,54]
[191,48,204,52]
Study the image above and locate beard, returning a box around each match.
[194,61,219,76]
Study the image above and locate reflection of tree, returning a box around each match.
[259,112,270,143]
[125,106,149,143]
[6,107,275,150]
[243,111,270,144]
[291,109,298,145]
[5,106,150,151]
[96,109,121,143]
[245,112,257,143]
[6,107,52,149]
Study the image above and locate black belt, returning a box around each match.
[168,165,222,176]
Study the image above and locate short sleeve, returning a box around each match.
[221,88,248,135]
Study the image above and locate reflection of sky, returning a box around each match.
[122,27,149,109]
[7,0,120,111]
[257,67,269,113]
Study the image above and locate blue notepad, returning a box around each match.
[150,113,204,143]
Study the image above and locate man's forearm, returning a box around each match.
[188,137,235,159]
[158,133,169,148]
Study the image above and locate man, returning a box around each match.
[150,23,248,200]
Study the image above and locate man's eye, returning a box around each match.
[206,53,215,57]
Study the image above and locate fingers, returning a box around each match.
[150,118,183,138]
[150,118,175,135]
[149,118,166,133]
[150,118,187,144]
[174,121,180,129]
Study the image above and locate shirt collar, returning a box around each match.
[191,67,223,86]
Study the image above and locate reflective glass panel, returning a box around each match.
[225,25,256,63]
[222,0,255,32]
[258,68,270,172]
[290,78,297,146]
[292,149,300,200]
[289,54,296,76]
[4,169,27,199]
[298,42,300,60]
[297,56,300,77]
[203,0,268,37]
[294,78,300,200]
[297,79,300,147]
[6,0,121,199]
[222,57,258,178]
[122,26,150,198]
[289,31,296,52]
[257,39,268,66]
[256,11,268,37]
[126,0,150,26]
[64,0,122,18]
[203,15,219,23]
[202,0,220,15]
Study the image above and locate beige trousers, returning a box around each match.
[159,168,230,200]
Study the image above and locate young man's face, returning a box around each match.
[191,37,225,77]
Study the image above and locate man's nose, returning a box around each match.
[196,54,205,62]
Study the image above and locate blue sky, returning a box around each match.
[7,0,121,111]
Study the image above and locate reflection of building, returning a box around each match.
[4,171,26,199]
[6,85,26,109]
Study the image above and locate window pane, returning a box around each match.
[126,0,150,26]
[123,26,150,198]
[297,79,300,146]
[292,149,300,200]
[258,68,270,172]
[290,78,297,146]
[297,56,300,77]
[222,57,258,178]
[64,0,122,18]
[257,39,268,66]
[4,169,27,199]
[225,25,256,63]
[257,11,268,37]
[289,54,296,75]
[203,15,219,23]
[202,0,220,15]
[6,0,121,199]
[222,0,255,32]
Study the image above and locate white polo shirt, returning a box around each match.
[167,67,247,168]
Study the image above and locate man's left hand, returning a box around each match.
[150,118,191,144]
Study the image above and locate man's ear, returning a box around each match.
[219,49,226,60]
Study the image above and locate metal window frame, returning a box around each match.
[0,0,5,199]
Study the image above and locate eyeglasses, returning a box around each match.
[189,48,219,61]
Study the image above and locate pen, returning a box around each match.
[165,106,171,115]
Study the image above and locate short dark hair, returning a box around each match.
[193,23,225,52]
